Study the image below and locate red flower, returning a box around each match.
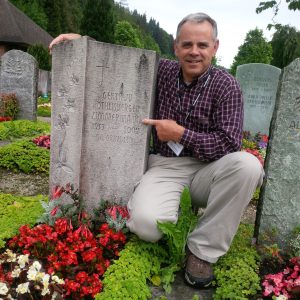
[50,206,59,216]
[82,248,97,262]
[75,271,88,283]
[54,218,69,234]
[51,185,64,199]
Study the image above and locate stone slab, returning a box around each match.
[255,58,300,245]
[236,63,281,135]
[0,50,38,120]
[50,37,158,211]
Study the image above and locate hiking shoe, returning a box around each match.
[184,251,214,288]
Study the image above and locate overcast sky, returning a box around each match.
[125,0,300,68]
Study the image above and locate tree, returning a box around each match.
[271,25,300,68]
[80,0,116,43]
[256,1,300,29]
[230,28,272,75]
[27,44,51,70]
[114,21,142,48]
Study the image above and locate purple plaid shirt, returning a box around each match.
[153,59,243,162]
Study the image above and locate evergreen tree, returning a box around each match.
[80,0,116,43]
[230,28,272,75]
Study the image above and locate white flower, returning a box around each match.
[42,274,50,288]
[275,296,288,300]
[0,282,9,295]
[17,254,29,269]
[5,249,17,262]
[16,282,30,294]
[30,261,42,272]
[27,268,38,281]
[52,275,64,284]
[41,287,50,296]
[36,271,46,282]
[11,266,21,278]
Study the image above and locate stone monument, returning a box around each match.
[0,50,38,120]
[254,58,300,246]
[38,69,51,97]
[50,37,159,211]
[236,63,281,135]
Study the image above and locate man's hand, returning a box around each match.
[143,119,184,142]
[49,33,82,52]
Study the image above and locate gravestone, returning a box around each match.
[38,69,51,97]
[236,63,281,135]
[50,36,158,211]
[0,50,38,120]
[254,58,300,246]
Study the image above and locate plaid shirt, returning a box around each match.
[153,59,243,162]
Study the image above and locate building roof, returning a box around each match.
[0,0,52,48]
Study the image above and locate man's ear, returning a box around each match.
[213,39,220,56]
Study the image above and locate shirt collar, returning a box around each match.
[179,65,213,88]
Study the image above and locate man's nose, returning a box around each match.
[190,44,199,55]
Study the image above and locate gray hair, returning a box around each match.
[176,12,218,41]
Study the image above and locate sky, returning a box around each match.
[125,0,300,68]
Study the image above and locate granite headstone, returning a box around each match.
[50,37,158,211]
[0,50,38,120]
[236,63,281,135]
[255,58,300,246]
[38,69,51,97]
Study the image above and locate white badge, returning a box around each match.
[167,141,184,156]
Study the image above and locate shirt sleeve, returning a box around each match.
[179,80,243,161]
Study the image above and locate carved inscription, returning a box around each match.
[3,58,23,76]
[89,89,143,145]
[244,78,275,110]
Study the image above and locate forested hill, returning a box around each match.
[10,0,174,57]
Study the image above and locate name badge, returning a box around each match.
[167,141,184,156]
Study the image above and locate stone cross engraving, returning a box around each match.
[50,37,159,212]
[236,63,281,135]
[254,58,300,246]
[0,50,38,120]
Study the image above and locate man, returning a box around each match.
[50,12,264,288]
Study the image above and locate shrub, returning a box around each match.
[0,193,46,248]
[0,120,50,141]
[27,43,51,71]
[0,93,19,119]
[0,139,50,174]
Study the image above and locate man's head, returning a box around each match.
[174,12,219,83]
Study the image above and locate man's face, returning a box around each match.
[174,20,219,83]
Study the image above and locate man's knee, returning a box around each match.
[126,206,163,242]
[228,151,264,184]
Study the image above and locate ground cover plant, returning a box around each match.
[0,93,19,120]
[0,193,46,248]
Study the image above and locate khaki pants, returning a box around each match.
[127,151,264,263]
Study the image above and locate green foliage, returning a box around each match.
[37,105,51,117]
[0,120,50,141]
[0,93,19,119]
[157,187,199,267]
[270,25,300,68]
[10,0,48,30]
[114,20,142,48]
[0,193,46,248]
[80,0,116,43]
[289,226,300,256]
[213,224,261,300]
[27,43,51,70]
[0,139,50,174]
[230,28,272,75]
[95,237,169,300]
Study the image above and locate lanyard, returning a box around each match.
[177,74,211,122]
